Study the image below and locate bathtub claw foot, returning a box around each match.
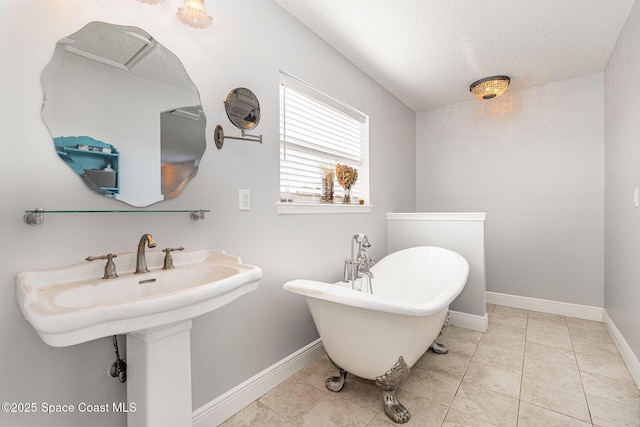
[382,389,410,423]
[325,357,347,392]
[376,356,410,424]
[431,341,448,354]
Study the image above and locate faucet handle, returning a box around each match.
[162,247,184,270]
[86,253,118,279]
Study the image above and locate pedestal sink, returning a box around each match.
[16,249,262,426]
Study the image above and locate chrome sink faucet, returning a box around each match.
[135,233,157,274]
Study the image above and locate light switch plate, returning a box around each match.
[239,189,250,210]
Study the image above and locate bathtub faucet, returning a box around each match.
[343,234,375,293]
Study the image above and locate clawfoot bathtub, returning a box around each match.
[283,246,469,423]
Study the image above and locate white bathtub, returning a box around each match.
[283,246,469,380]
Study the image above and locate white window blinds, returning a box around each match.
[280,74,368,203]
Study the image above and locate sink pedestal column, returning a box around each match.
[127,320,193,427]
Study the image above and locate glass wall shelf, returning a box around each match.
[23,208,210,225]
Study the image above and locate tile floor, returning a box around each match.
[220,305,640,426]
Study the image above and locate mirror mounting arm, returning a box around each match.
[214,124,262,150]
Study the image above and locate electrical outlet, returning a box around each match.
[239,189,250,210]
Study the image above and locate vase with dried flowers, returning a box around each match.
[319,165,334,203]
[336,163,358,204]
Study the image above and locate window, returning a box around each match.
[279,72,369,212]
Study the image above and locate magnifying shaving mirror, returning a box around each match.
[214,87,262,149]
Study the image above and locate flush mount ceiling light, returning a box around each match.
[176,0,213,29]
[136,0,212,29]
[470,76,510,100]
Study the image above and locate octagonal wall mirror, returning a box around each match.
[41,21,207,207]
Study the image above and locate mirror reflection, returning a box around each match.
[41,22,207,207]
[224,88,261,130]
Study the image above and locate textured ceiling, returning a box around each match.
[273,0,636,111]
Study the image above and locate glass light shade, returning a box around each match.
[177,0,213,29]
[470,76,510,100]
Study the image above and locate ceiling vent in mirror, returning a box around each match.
[470,76,510,100]
[170,108,203,121]
[63,26,155,71]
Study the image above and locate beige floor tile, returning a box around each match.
[300,394,373,426]
[492,305,528,320]
[486,304,496,316]
[402,364,461,407]
[527,311,568,325]
[486,320,527,337]
[450,382,519,427]
[295,354,338,392]
[568,324,613,343]
[527,319,571,336]
[581,370,640,408]
[523,356,582,389]
[334,375,381,414]
[258,377,327,423]
[526,327,574,351]
[436,334,479,358]
[480,328,526,352]
[364,415,397,426]
[442,408,500,426]
[517,401,592,427]
[220,401,296,427]
[572,336,621,358]
[442,324,483,344]
[472,341,524,373]
[586,393,640,427]
[463,361,521,398]
[487,315,528,336]
[576,352,631,381]
[524,341,578,369]
[566,317,606,332]
[487,314,527,332]
[415,351,471,381]
[520,375,591,422]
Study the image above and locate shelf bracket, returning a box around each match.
[24,208,45,226]
[214,124,262,149]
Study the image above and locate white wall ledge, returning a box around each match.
[387,212,486,221]
[277,202,373,215]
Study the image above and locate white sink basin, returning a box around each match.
[17,249,262,347]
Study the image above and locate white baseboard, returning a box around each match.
[486,291,603,321]
[192,338,325,426]
[603,311,640,390]
[449,310,488,332]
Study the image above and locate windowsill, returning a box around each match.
[276,202,373,215]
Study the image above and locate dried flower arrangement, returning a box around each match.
[336,164,358,203]
[319,165,334,203]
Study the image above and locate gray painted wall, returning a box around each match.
[604,0,640,364]
[416,73,605,307]
[0,1,416,425]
